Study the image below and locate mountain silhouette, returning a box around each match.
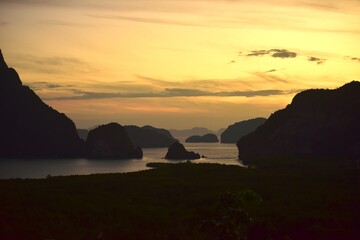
[221,118,266,143]
[0,50,85,158]
[169,127,215,140]
[125,125,176,148]
[185,133,219,143]
[237,81,360,164]
[86,123,142,159]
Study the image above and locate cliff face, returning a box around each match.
[221,118,266,143]
[86,123,142,159]
[237,81,360,164]
[125,125,176,148]
[0,50,85,158]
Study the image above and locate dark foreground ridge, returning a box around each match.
[165,141,200,160]
[0,162,359,239]
[237,81,360,164]
[0,49,85,158]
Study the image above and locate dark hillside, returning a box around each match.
[237,81,360,164]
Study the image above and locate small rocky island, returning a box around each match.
[185,134,219,143]
[164,142,201,160]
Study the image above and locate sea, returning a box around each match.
[0,143,242,179]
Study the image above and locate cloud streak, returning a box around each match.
[44,87,300,100]
[245,49,297,58]
[13,54,96,75]
[264,69,278,73]
[344,56,360,62]
[241,48,329,65]
[27,81,74,90]
[307,56,326,64]
[88,14,209,28]
[271,49,297,58]
[37,19,86,27]
[252,72,290,84]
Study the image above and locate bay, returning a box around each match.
[0,143,242,179]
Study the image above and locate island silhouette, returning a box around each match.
[0,50,85,158]
[237,81,360,164]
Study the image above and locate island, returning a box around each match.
[237,81,360,164]
[125,125,177,148]
[86,123,143,159]
[164,142,201,160]
[185,133,219,143]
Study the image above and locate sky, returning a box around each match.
[1,0,359,130]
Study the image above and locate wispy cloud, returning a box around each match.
[307,56,326,64]
[299,2,339,11]
[296,1,360,14]
[44,87,299,100]
[271,49,297,58]
[88,14,209,28]
[344,56,360,62]
[27,81,74,90]
[245,49,297,58]
[264,69,278,73]
[37,19,84,27]
[247,50,271,57]
[136,75,256,90]
[34,76,300,100]
[13,54,95,75]
[252,72,290,84]
[241,48,329,65]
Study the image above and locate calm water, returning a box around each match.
[0,143,242,179]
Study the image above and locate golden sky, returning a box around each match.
[1,0,359,130]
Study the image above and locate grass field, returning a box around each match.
[0,160,359,240]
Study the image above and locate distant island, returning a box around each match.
[185,133,219,143]
[221,118,266,143]
[237,81,360,164]
[169,127,215,141]
[125,125,177,148]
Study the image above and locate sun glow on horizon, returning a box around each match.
[1,0,359,129]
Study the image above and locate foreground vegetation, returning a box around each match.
[0,159,359,240]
